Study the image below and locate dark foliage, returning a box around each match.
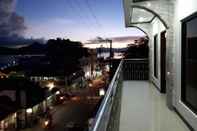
[45,38,89,76]
[124,37,149,58]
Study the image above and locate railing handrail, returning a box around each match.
[91,59,123,131]
[123,58,148,61]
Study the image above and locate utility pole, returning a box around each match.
[108,39,113,80]
[85,37,113,79]
[109,39,113,59]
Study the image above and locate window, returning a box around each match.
[182,12,197,114]
[154,34,158,78]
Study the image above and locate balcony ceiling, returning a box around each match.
[131,7,155,24]
[133,0,150,2]
[123,0,157,27]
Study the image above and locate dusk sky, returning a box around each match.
[16,0,145,44]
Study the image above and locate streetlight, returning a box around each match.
[47,82,55,91]
[99,88,105,96]
[55,91,60,95]
[89,83,93,87]
[85,71,90,78]
[26,108,33,114]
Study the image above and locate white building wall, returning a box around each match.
[150,18,166,90]
[174,0,197,130]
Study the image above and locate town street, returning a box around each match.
[22,88,100,131]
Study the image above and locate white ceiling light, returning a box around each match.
[139,17,144,22]
[147,2,151,7]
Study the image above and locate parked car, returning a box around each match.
[65,122,87,131]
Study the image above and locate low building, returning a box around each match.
[0,77,45,128]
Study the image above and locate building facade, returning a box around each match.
[123,0,197,130]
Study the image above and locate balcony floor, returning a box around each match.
[119,81,190,131]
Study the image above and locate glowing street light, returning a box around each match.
[14,113,17,118]
[60,96,64,100]
[85,71,90,78]
[47,82,55,90]
[26,108,33,114]
[55,91,60,95]
[99,88,105,96]
[89,83,93,87]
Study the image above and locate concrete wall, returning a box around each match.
[123,0,197,130]
[174,0,197,130]
[147,16,171,96]
[150,18,166,90]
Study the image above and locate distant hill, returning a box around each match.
[0,46,18,55]
[19,42,46,54]
[0,43,46,55]
[0,36,45,48]
[0,43,127,55]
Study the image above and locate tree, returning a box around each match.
[124,37,149,58]
[45,38,90,76]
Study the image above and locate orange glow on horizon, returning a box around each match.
[83,41,135,49]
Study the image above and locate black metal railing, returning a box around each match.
[123,59,149,80]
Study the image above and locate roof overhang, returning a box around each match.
[133,0,151,2]
[123,0,168,28]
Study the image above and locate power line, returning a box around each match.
[66,0,107,44]
[74,0,99,34]
[85,0,102,28]
[84,0,108,40]
[66,0,86,26]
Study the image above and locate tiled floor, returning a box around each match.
[119,81,190,131]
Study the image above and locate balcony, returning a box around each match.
[90,59,190,131]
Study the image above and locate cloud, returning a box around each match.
[110,36,143,43]
[0,0,26,38]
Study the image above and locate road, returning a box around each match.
[22,88,100,131]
